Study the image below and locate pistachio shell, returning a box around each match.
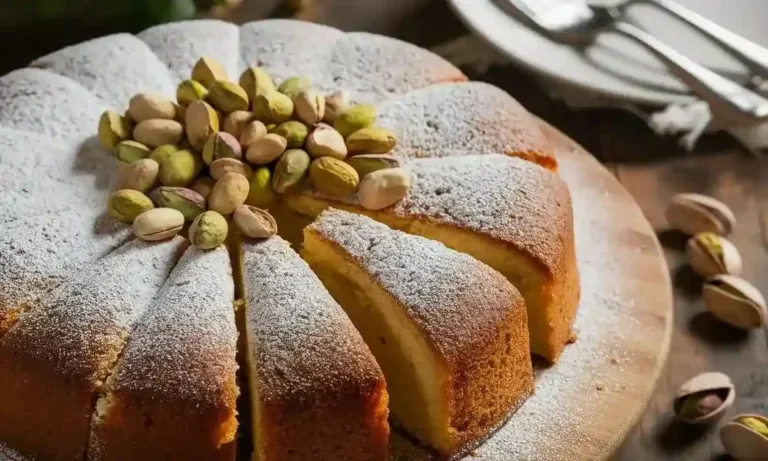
[246,167,275,207]
[150,187,206,222]
[98,111,131,150]
[357,167,410,210]
[721,414,768,460]
[305,123,347,160]
[191,176,215,200]
[245,133,287,165]
[334,104,376,138]
[272,149,310,194]
[128,93,176,122]
[133,119,184,148]
[294,89,325,125]
[117,158,159,192]
[273,121,309,148]
[346,127,397,154]
[666,193,735,236]
[108,189,154,223]
[210,158,254,181]
[191,56,228,88]
[176,79,209,106]
[703,275,766,330]
[185,101,220,150]
[189,211,229,250]
[202,131,242,165]
[158,149,201,187]
[222,110,254,138]
[132,208,184,241]
[323,89,350,124]
[240,120,268,147]
[277,76,310,100]
[149,144,179,165]
[239,66,275,101]
[209,172,250,215]
[674,372,735,425]
[347,154,401,178]
[687,232,742,277]
[115,140,151,164]
[252,91,294,124]
[208,80,250,113]
[233,205,278,239]
[309,157,360,197]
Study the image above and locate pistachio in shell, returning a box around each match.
[208,80,250,114]
[323,89,350,124]
[272,149,310,194]
[239,66,275,101]
[720,414,768,460]
[176,79,209,106]
[149,144,180,165]
[133,119,184,148]
[246,167,275,208]
[191,56,228,88]
[191,176,215,200]
[150,186,206,222]
[240,120,268,147]
[222,110,254,139]
[185,100,220,150]
[132,207,185,241]
[208,172,250,215]
[108,189,154,223]
[305,123,347,160]
[115,140,152,164]
[309,157,360,197]
[277,75,311,100]
[273,120,309,148]
[334,104,376,138]
[673,372,734,425]
[158,149,201,187]
[666,193,735,236]
[233,205,277,239]
[357,167,410,210]
[347,154,401,178]
[346,127,397,154]
[686,232,742,278]
[294,89,325,125]
[128,93,176,122]
[210,158,254,181]
[189,211,229,250]
[245,133,287,166]
[202,131,242,165]
[117,158,159,192]
[98,111,132,150]
[252,91,294,124]
[703,275,766,330]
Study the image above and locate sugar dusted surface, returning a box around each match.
[377,82,551,161]
[307,208,521,365]
[139,20,242,83]
[0,68,108,140]
[32,33,176,108]
[102,246,237,406]
[242,236,382,400]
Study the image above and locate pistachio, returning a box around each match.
[239,120,268,147]
[128,93,176,122]
[721,414,768,460]
[294,89,325,125]
[222,111,254,139]
[245,133,287,165]
[191,176,215,200]
[686,232,742,277]
[674,372,734,425]
[203,132,242,165]
[323,89,350,124]
[115,140,152,164]
[347,154,401,178]
[210,158,254,181]
[98,111,132,150]
[334,104,376,138]
[133,119,184,148]
[272,149,310,194]
[208,80,250,114]
[252,91,294,124]
[158,149,201,187]
[149,144,180,165]
[246,167,275,207]
[176,79,209,106]
[703,275,766,330]
[150,186,206,222]
[174,102,187,125]
[108,189,154,223]
[132,207,185,241]
[208,172,250,215]
[277,76,311,100]
[117,158,159,192]
[667,193,735,236]
[305,123,347,159]
[239,66,275,101]
[191,56,228,88]
[309,157,360,197]
[273,121,309,148]
[346,127,397,154]
[233,205,278,239]
[185,100,220,150]
[189,211,229,250]
[357,167,410,210]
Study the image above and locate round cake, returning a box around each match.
[0,19,578,461]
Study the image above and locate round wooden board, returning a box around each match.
[390,120,674,460]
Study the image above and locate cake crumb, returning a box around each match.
[567,331,578,344]
[596,383,605,391]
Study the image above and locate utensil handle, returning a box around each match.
[612,21,768,124]
[648,0,768,79]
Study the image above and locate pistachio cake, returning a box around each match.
[0,18,579,461]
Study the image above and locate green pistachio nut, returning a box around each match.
[158,149,201,187]
[346,127,397,154]
[334,104,377,138]
[273,121,309,148]
[108,189,154,222]
[309,156,360,197]
[208,80,250,114]
[239,66,275,101]
[346,154,401,178]
[98,110,131,150]
[150,186,206,222]
[189,211,229,250]
[252,91,294,124]
[177,79,209,106]
[149,144,180,165]
[191,56,228,88]
[246,167,275,207]
[272,149,310,194]
[115,140,152,164]
[277,76,311,101]
[203,131,242,165]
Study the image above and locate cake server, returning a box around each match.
[504,0,768,124]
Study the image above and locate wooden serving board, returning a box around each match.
[390,120,674,460]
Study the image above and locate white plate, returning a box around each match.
[448,0,768,107]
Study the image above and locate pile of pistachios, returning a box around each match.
[98,56,410,249]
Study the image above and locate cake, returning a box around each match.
[303,209,534,457]
[241,236,389,461]
[0,17,580,460]
[88,246,238,460]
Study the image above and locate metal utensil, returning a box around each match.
[505,0,768,124]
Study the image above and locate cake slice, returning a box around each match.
[288,154,580,362]
[302,209,534,457]
[0,238,184,461]
[242,236,389,461]
[88,246,238,461]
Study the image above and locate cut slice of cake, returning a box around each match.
[302,209,534,457]
[241,236,389,461]
[88,246,238,461]
[0,238,184,461]
[288,154,580,362]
